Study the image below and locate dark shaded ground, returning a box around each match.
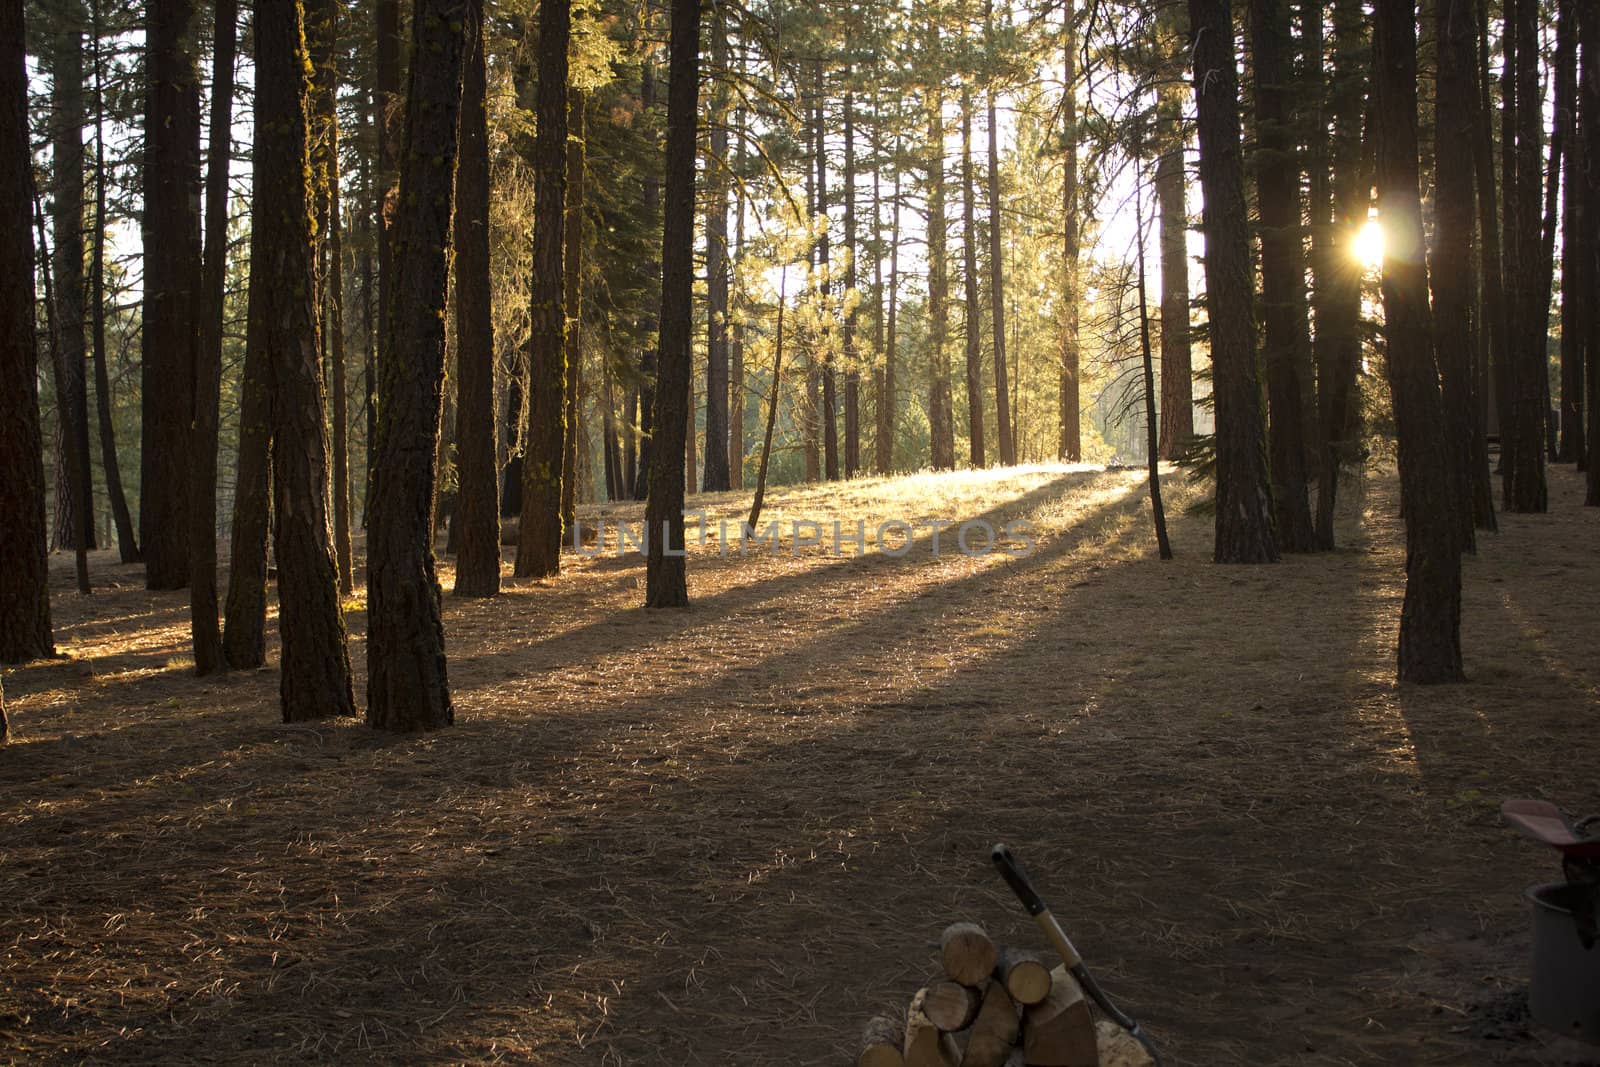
[2,464,1597,1065]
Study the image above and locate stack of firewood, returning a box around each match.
[858,922,1153,1067]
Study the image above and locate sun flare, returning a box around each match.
[1353,218,1386,271]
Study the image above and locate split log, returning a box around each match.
[858,1013,906,1067]
[995,946,1052,1006]
[960,979,1020,1067]
[905,988,962,1067]
[1022,965,1098,1067]
[1094,1019,1154,1067]
[922,979,982,1031]
[940,921,998,985]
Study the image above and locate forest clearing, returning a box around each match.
[4,465,1598,1065]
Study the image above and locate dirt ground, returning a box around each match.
[2,464,1598,1066]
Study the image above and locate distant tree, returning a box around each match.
[250,0,356,721]
[190,0,237,675]
[562,90,586,533]
[140,0,202,589]
[1374,0,1464,683]
[514,0,570,579]
[452,21,500,598]
[702,14,731,492]
[986,37,1014,467]
[644,0,699,608]
[927,44,955,471]
[1,0,55,665]
[1189,0,1277,563]
[367,0,478,730]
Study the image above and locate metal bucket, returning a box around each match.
[1527,881,1600,1045]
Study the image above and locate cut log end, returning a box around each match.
[940,921,999,986]
[922,979,982,1031]
[996,946,1052,1006]
[859,1013,906,1067]
[906,988,962,1067]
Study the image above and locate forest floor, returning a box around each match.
[3,463,1599,1066]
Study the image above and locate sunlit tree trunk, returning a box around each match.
[843,89,861,478]
[928,60,954,471]
[960,86,986,469]
[1059,17,1080,463]
[562,90,586,530]
[367,0,477,731]
[252,0,357,721]
[1156,5,1192,460]
[702,21,731,492]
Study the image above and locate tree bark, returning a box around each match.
[88,0,138,563]
[1467,0,1503,532]
[729,98,747,488]
[1313,0,1370,548]
[1059,18,1081,463]
[48,0,96,574]
[1249,0,1316,552]
[631,54,659,501]
[881,163,901,475]
[1505,0,1548,511]
[251,0,357,720]
[961,86,986,469]
[514,0,570,578]
[987,80,1014,466]
[1583,0,1600,505]
[702,22,731,492]
[644,0,698,607]
[190,0,237,673]
[1190,0,1278,563]
[1,0,56,664]
[374,0,401,509]
[453,20,500,597]
[843,89,861,477]
[1558,4,1586,467]
[928,64,954,471]
[140,0,202,589]
[1375,0,1464,683]
[1156,4,1192,460]
[562,89,586,530]
[1432,0,1486,555]
[367,0,477,731]
[816,84,839,481]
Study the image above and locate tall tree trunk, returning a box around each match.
[1059,18,1081,463]
[1559,26,1586,466]
[1249,0,1316,552]
[1313,0,1370,548]
[1538,0,1575,466]
[644,0,698,607]
[223,271,274,667]
[702,22,730,492]
[88,0,138,563]
[35,177,90,592]
[1505,0,1548,511]
[373,0,401,511]
[1583,0,1600,505]
[882,163,900,474]
[562,90,586,530]
[514,0,570,578]
[251,0,357,720]
[928,67,954,471]
[602,353,621,500]
[1189,0,1278,563]
[1374,0,1464,682]
[140,0,202,589]
[190,0,237,673]
[986,83,1014,466]
[842,89,861,477]
[1433,0,1486,554]
[367,0,476,731]
[960,86,986,469]
[453,20,499,597]
[1156,4,1192,460]
[631,54,659,501]
[0,0,55,663]
[1137,179,1173,560]
[729,99,746,488]
[816,85,839,481]
[1468,0,1503,531]
[49,0,95,575]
